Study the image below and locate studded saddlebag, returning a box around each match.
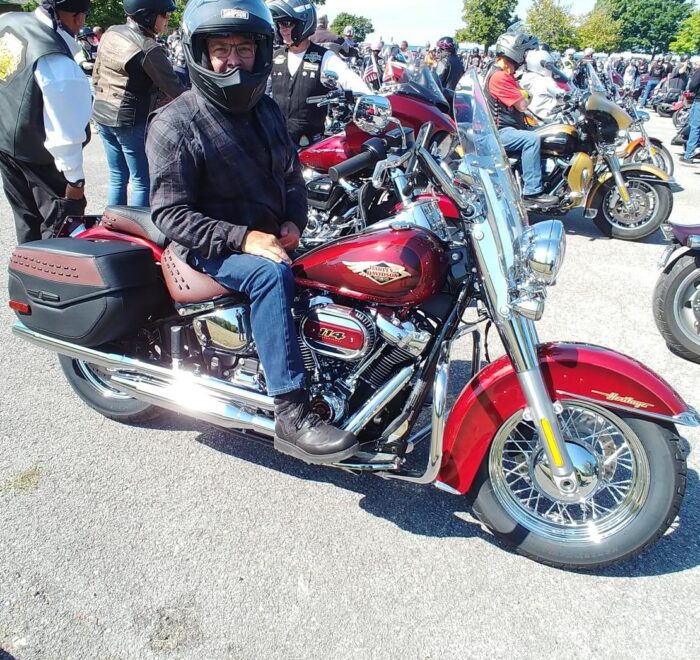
[8,238,166,346]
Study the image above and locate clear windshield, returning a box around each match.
[390,64,449,110]
[585,62,607,94]
[452,69,529,287]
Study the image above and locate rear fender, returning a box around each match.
[437,342,698,494]
[76,226,163,262]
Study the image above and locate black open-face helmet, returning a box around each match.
[182,0,275,114]
[436,36,456,54]
[124,0,176,32]
[267,0,316,47]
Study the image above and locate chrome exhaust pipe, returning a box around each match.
[12,322,275,413]
[110,372,275,436]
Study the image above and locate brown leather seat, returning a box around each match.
[101,206,167,247]
[161,245,244,304]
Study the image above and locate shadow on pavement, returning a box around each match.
[530,208,667,245]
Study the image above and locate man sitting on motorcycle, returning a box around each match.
[521,48,568,121]
[267,0,369,147]
[485,30,557,206]
[145,0,359,463]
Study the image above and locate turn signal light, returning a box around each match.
[9,300,30,314]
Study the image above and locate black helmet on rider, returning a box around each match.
[436,36,457,54]
[267,0,316,47]
[124,0,176,32]
[182,0,275,114]
[77,25,95,40]
[495,30,538,66]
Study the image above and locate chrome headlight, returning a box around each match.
[520,220,566,285]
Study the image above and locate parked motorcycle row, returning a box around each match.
[7,67,699,571]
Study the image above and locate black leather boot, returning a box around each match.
[273,390,359,464]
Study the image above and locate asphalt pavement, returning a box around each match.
[0,113,699,659]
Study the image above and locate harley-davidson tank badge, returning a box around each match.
[591,390,654,410]
[343,261,412,286]
[0,32,24,82]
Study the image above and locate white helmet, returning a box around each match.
[526,48,555,77]
[343,25,353,38]
[564,47,575,57]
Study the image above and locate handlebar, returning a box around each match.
[328,138,387,182]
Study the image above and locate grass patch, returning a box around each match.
[0,464,42,494]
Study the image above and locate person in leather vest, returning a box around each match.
[435,36,464,91]
[0,0,92,244]
[267,0,369,147]
[146,0,359,463]
[91,0,185,207]
[484,30,557,207]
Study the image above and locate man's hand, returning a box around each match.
[65,183,85,200]
[279,221,301,250]
[241,230,292,265]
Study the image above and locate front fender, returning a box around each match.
[438,342,698,494]
[586,163,671,208]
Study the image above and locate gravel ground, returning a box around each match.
[0,112,699,660]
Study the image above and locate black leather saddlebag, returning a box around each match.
[8,238,165,346]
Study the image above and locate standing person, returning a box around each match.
[0,0,92,244]
[308,14,341,47]
[638,55,665,108]
[92,25,103,42]
[484,29,557,207]
[399,40,413,64]
[267,0,369,147]
[146,0,358,463]
[75,25,98,78]
[435,36,464,90]
[91,0,185,207]
[680,64,700,166]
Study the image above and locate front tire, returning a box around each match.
[653,253,700,363]
[467,402,686,569]
[592,176,672,240]
[59,355,164,423]
[672,108,688,129]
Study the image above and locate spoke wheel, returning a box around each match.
[59,355,163,423]
[489,404,649,543]
[467,402,686,569]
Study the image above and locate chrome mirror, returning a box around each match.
[321,70,339,89]
[353,95,392,135]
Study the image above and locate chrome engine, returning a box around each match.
[191,296,434,423]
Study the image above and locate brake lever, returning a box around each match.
[371,152,413,189]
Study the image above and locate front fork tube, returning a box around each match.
[605,154,632,206]
[499,314,579,494]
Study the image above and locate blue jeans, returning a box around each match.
[96,122,149,207]
[684,100,700,159]
[638,79,660,108]
[499,127,543,196]
[189,253,306,396]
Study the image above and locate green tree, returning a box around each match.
[330,12,373,42]
[576,6,622,52]
[669,10,700,53]
[526,0,578,51]
[604,0,693,54]
[455,0,517,47]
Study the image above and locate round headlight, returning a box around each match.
[521,220,566,285]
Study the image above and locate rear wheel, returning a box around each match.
[653,253,700,363]
[59,355,163,423]
[467,402,686,569]
[592,176,672,240]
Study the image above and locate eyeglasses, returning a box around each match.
[208,41,257,60]
[277,20,296,29]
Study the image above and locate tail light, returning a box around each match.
[9,300,30,314]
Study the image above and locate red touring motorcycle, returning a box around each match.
[298,67,456,249]
[8,72,698,569]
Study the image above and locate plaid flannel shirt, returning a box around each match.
[146,89,307,262]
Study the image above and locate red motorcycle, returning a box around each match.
[8,74,697,569]
[298,67,456,249]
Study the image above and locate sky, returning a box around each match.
[318,0,597,46]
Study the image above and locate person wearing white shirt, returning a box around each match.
[0,0,92,243]
[521,48,567,121]
[267,0,370,146]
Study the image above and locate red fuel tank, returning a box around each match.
[292,226,449,305]
[299,133,352,172]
